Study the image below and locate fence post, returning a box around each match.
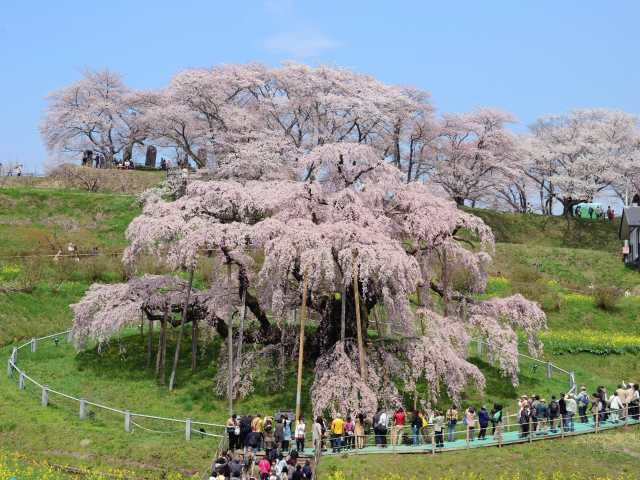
[595,412,599,433]
[528,415,532,443]
[124,411,132,433]
[41,385,48,407]
[6,358,12,378]
[186,418,192,441]
[79,399,87,419]
[31,337,37,353]
[546,362,552,379]
[466,426,469,448]
[19,372,25,390]
[560,415,564,438]
[67,330,73,343]
[11,347,17,364]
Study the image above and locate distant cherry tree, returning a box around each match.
[41,69,147,166]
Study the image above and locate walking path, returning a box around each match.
[5,329,639,461]
[318,415,639,456]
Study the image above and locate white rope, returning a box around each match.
[131,421,182,435]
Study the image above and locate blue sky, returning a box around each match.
[1,0,639,172]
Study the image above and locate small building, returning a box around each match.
[619,206,640,266]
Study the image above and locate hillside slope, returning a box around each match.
[0,186,639,479]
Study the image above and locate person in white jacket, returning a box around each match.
[609,392,624,422]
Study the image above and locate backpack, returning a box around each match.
[549,401,559,416]
[229,461,242,477]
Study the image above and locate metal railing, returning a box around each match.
[5,329,619,457]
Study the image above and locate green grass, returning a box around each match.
[2,186,640,479]
[318,425,640,480]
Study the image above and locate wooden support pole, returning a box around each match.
[227,264,234,416]
[80,399,87,419]
[186,418,192,441]
[31,337,37,353]
[169,268,194,392]
[295,277,309,422]
[18,372,25,390]
[41,385,48,407]
[340,283,346,342]
[353,261,367,382]
[546,362,552,379]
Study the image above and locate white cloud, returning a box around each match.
[262,28,341,58]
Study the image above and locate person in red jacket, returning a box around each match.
[391,407,406,445]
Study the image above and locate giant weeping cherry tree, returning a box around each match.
[70,137,546,417]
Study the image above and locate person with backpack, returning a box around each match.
[548,395,559,433]
[302,459,313,479]
[577,386,590,423]
[275,416,284,450]
[229,456,243,479]
[558,394,568,431]
[291,464,304,480]
[535,398,548,434]
[478,406,490,440]
[373,409,388,447]
[445,405,458,442]
[492,404,504,445]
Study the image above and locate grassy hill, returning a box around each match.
[0,185,639,479]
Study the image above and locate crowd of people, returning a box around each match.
[574,204,616,221]
[211,382,639,479]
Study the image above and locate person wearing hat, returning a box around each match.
[576,386,589,423]
[535,398,548,435]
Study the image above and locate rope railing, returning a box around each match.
[6,329,226,442]
[5,328,631,455]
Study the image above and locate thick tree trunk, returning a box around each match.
[169,268,194,391]
[454,196,465,207]
[295,278,309,421]
[226,263,233,415]
[156,307,168,385]
[340,283,346,342]
[235,288,246,376]
[146,317,154,369]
